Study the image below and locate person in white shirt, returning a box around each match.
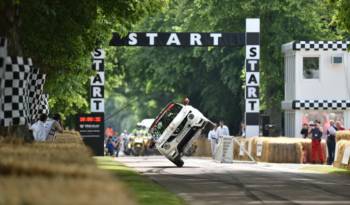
[30,114,48,141]
[45,113,64,141]
[208,123,218,158]
[216,120,230,138]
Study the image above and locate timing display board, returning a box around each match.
[76,113,104,156]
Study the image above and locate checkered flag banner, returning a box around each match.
[28,71,46,123]
[30,93,49,122]
[293,41,350,51]
[292,100,350,110]
[0,37,7,126]
[0,38,49,126]
[2,56,32,126]
[38,93,49,115]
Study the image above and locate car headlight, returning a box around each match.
[163,143,170,150]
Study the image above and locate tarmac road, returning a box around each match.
[116,156,350,205]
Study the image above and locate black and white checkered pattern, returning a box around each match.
[0,37,7,126]
[0,38,49,126]
[292,100,350,110]
[36,93,49,116]
[293,41,350,51]
[2,56,32,126]
[28,71,46,123]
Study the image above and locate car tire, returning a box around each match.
[171,156,184,167]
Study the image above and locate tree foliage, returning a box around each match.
[0,0,166,118]
[110,0,339,133]
[1,0,344,133]
[329,0,350,34]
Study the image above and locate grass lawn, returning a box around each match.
[300,165,350,175]
[95,156,187,205]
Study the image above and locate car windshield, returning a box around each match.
[150,103,183,138]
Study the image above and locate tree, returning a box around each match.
[328,0,350,35]
[0,0,166,136]
[111,0,338,134]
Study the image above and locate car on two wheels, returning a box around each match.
[149,102,214,167]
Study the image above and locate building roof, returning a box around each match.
[282,40,350,52]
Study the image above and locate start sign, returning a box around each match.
[110,32,245,47]
[109,18,261,138]
[91,49,105,113]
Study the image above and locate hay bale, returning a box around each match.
[193,138,211,157]
[256,137,303,163]
[0,131,136,205]
[336,131,350,142]
[240,137,308,163]
[0,176,135,205]
[334,140,350,170]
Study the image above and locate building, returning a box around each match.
[282,41,350,137]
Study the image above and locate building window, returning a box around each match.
[303,57,319,79]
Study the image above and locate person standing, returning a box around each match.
[105,126,114,138]
[336,121,345,131]
[30,114,48,141]
[208,123,218,158]
[216,120,230,138]
[239,122,246,137]
[300,123,309,138]
[310,120,324,164]
[106,136,115,156]
[326,120,337,165]
[114,134,122,157]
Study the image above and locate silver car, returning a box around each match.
[149,103,214,167]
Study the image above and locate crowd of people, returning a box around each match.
[104,127,129,157]
[30,113,64,142]
[300,120,345,165]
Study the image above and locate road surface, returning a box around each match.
[116,156,350,205]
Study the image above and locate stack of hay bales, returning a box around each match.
[193,137,211,157]
[0,131,135,205]
[334,131,350,169]
[237,137,304,163]
[336,131,350,141]
[193,135,328,164]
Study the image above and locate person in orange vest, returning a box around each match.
[105,126,114,138]
[310,120,324,164]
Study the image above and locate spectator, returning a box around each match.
[105,126,114,138]
[300,123,309,138]
[310,120,324,164]
[208,123,218,158]
[114,135,122,157]
[326,120,337,165]
[216,120,230,138]
[30,114,48,141]
[239,122,246,137]
[336,121,345,131]
[106,137,115,156]
[45,113,64,141]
